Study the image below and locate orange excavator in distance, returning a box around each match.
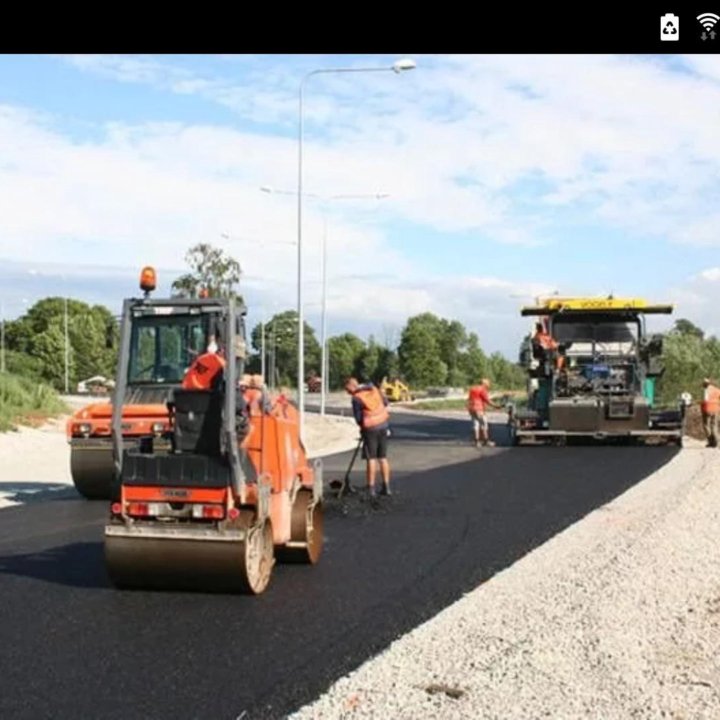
[103,267,323,594]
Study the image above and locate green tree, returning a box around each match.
[171,243,243,300]
[248,310,321,386]
[487,351,525,390]
[376,346,400,382]
[398,314,447,387]
[6,298,118,390]
[327,333,366,389]
[356,336,382,383]
[673,318,704,340]
[457,332,487,385]
[656,330,710,404]
[30,323,74,388]
[439,319,467,384]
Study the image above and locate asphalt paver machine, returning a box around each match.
[508,297,686,446]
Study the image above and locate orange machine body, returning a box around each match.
[66,402,170,440]
[116,396,314,548]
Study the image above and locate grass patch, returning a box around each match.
[0,372,69,432]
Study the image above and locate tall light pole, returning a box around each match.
[0,300,5,374]
[64,294,69,394]
[262,186,388,415]
[1,297,31,374]
[261,317,266,382]
[295,57,416,441]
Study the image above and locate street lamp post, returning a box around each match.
[270,322,276,390]
[1,297,31,374]
[262,186,389,416]
[320,212,328,415]
[295,58,416,441]
[0,300,5,374]
[260,317,266,382]
[64,295,69,394]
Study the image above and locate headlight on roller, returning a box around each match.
[75,422,92,437]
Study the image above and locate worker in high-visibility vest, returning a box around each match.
[345,376,391,497]
[701,378,720,448]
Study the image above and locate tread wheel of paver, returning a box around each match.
[276,489,324,564]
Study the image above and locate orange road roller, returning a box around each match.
[67,398,171,500]
[104,269,323,594]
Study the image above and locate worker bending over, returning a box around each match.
[345,376,391,497]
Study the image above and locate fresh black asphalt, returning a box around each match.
[0,412,678,720]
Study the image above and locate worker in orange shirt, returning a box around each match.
[701,377,720,448]
[467,378,503,448]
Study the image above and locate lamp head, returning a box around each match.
[392,58,416,73]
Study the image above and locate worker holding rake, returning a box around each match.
[344,376,392,497]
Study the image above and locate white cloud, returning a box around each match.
[665,266,720,339]
[5,54,720,354]
[54,54,720,247]
[699,267,720,282]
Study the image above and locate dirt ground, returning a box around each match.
[685,405,709,442]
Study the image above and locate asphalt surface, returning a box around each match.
[0,413,679,720]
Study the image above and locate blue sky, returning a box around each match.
[1,53,720,356]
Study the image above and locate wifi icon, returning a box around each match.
[697,12,720,39]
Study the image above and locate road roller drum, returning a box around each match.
[70,441,115,499]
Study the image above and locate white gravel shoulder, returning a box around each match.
[292,446,720,720]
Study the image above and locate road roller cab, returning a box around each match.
[104,273,323,595]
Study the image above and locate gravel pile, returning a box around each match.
[292,447,720,719]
